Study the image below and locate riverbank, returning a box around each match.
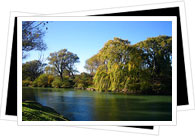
[74,87,171,95]
[22,101,69,121]
[23,86,171,95]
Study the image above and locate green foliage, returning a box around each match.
[22,80,32,87]
[140,82,151,92]
[22,21,48,58]
[51,77,71,88]
[61,78,71,88]
[77,83,85,89]
[89,36,172,94]
[45,66,57,76]
[22,36,172,95]
[22,60,45,81]
[32,79,38,87]
[74,72,93,89]
[85,54,101,75]
[93,37,138,92]
[30,74,54,87]
[36,74,49,87]
[51,77,62,88]
[47,75,54,87]
[48,49,79,80]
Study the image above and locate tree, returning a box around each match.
[36,74,49,87]
[85,54,101,75]
[135,35,172,93]
[22,60,46,81]
[93,37,137,92]
[74,72,93,89]
[47,49,79,80]
[88,36,172,94]
[51,77,71,88]
[45,66,57,76]
[22,21,48,58]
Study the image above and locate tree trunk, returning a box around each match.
[60,73,63,81]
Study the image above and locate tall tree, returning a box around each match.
[84,54,101,75]
[47,49,79,80]
[135,35,172,93]
[89,36,172,94]
[93,37,138,91]
[22,60,46,81]
[22,21,48,58]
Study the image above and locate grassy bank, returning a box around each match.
[22,101,69,121]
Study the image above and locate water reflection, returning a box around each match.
[22,87,172,121]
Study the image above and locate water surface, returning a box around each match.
[23,87,172,121]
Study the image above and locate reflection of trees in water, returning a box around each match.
[22,88,36,101]
[93,94,172,121]
[56,91,95,121]
[93,94,119,121]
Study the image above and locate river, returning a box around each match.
[22,87,172,121]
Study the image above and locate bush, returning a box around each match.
[61,79,71,88]
[52,77,62,88]
[77,83,85,89]
[47,75,54,87]
[22,80,32,87]
[37,74,49,87]
[128,83,140,92]
[32,79,38,87]
[52,77,71,88]
[140,82,151,92]
[74,72,93,89]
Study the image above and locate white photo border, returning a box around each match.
[17,16,177,126]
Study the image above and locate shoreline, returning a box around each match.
[22,101,69,121]
[22,86,172,96]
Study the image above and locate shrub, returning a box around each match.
[128,83,140,92]
[74,72,93,89]
[32,79,38,87]
[22,80,32,87]
[37,74,49,87]
[52,77,71,88]
[61,79,71,88]
[52,77,62,88]
[77,83,85,89]
[140,82,151,92]
[47,75,54,87]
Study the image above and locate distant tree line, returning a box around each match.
[22,36,172,95]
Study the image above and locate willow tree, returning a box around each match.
[47,49,79,80]
[92,37,142,92]
[88,36,172,94]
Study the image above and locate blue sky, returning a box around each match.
[24,21,172,73]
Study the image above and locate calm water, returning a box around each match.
[22,87,172,121]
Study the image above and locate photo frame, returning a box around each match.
[0,0,193,134]
[17,16,177,126]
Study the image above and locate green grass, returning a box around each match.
[22,101,69,121]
